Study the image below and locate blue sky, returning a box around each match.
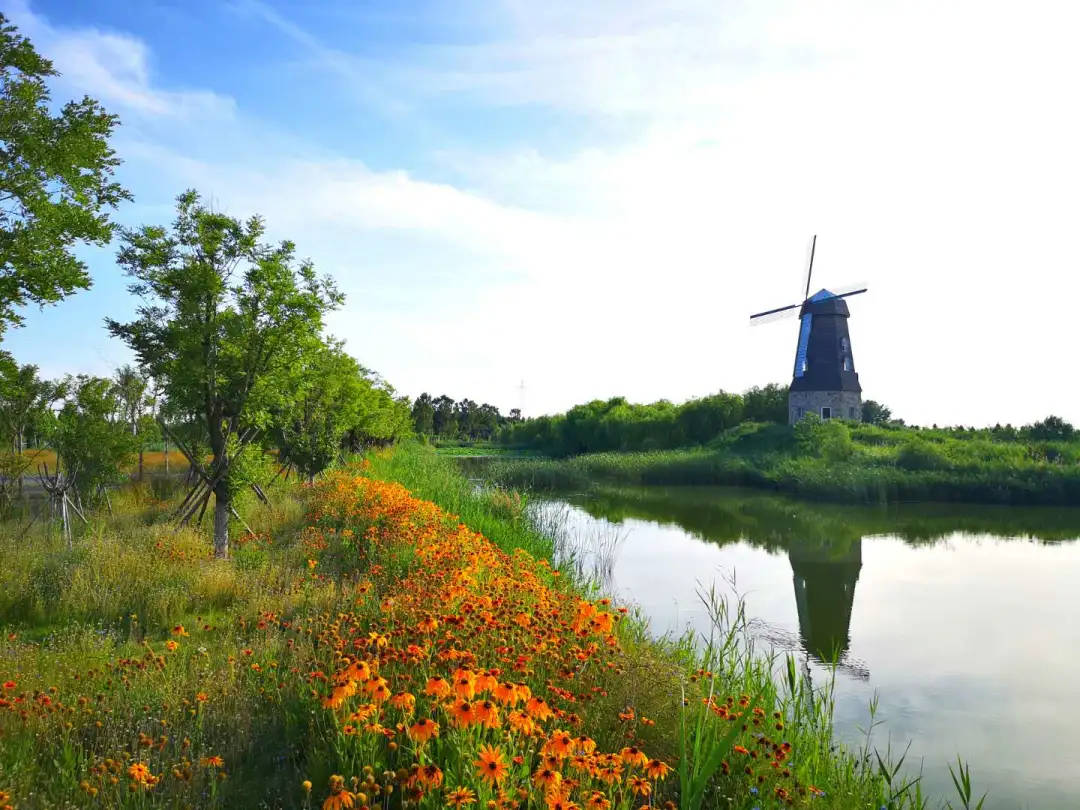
[4,0,1080,425]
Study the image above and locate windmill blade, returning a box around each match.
[800,235,817,303]
[749,301,802,324]
[817,281,868,301]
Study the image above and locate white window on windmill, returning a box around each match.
[800,359,808,373]
[842,356,850,371]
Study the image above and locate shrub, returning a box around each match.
[895,438,950,471]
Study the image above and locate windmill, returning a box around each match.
[750,236,868,424]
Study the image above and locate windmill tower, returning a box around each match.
[750,237,868,425]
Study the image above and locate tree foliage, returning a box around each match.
[0,14,130,330]
[52,374,135,503]
[411,393,505,441]
[499,385,787,456]
[107,189,341,557]
[861,399,892,425]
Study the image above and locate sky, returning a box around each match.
[3,0,1080,426]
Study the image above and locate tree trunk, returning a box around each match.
[213,480,230,559]
[138,449,144,482]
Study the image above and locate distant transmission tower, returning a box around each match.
[517,379,526,418]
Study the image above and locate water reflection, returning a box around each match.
[528,483,1080,808]
[789,539,864,674]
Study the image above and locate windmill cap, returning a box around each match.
[802,290,851,317]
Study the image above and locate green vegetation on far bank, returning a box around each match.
[488,419,1080,505]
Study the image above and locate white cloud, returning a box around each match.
[3,0,235,120]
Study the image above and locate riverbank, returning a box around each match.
[493,422,1080,505]
[0,447,979,808]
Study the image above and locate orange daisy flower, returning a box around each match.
[424,677,450,698]
[446,786,476,808]
[474,744,508,785]
[448,699,478,728]
[645,759,670,780]
[407,717,440,743]
[620,746,648,768]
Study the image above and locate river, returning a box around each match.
[526,483,1080,810]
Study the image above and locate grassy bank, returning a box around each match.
[491,421,1080,505]
[364,445,982,808]
[0,446,978,808]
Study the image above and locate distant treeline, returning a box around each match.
[496,384,791,456]
[495,385,1079,458]
[410,393,519,442]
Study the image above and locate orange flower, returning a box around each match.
[424,677,451,698]
[628,776,651,796]
[2,681,16,691]
[645,759,671,781]
[448,699,478,728]
[526,696,553,721]
[172,625,189,637]
[127,762,158,788]
[452,669,476,700]
[164,640,179,652]
[195,692,208,703]
[200,756,225,768]
[474,744,508,785]
[407,717,440,744]
[323,775,355,810]
[446,786,476,808]
[544,730,574,759]
[417,616,439,633]
[389,691,416,713]
[532,766,562,791]
[585,792,611,810]
[492,681,519,705]
[620,746,648,768]
[507,710,536,736]
[475,699,501,729]
[416,764,443,789]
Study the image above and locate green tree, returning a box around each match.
[0,354,59,496]
[52,374,135,504]
[743,383,789,423]
[861,399,892,425]
[411,393,435,436]
[0,15,130,331]
[1028,415,1075,442]
[111,364,153,480]
[107,190,341,558]
[275,340,366,483]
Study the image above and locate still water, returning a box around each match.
[533,485,1080,810]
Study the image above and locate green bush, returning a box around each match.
[895,438,950,471]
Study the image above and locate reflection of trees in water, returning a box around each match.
[567,484,1080,551]
[551,483,1080,678]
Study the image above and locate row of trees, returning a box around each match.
[410,394,518,441]
[0,17,411,556]
[498,384,791,455]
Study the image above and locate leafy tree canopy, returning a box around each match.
[0,14,130,330]
[107,189,341,556]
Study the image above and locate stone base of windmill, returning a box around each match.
[789,390,862,425]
